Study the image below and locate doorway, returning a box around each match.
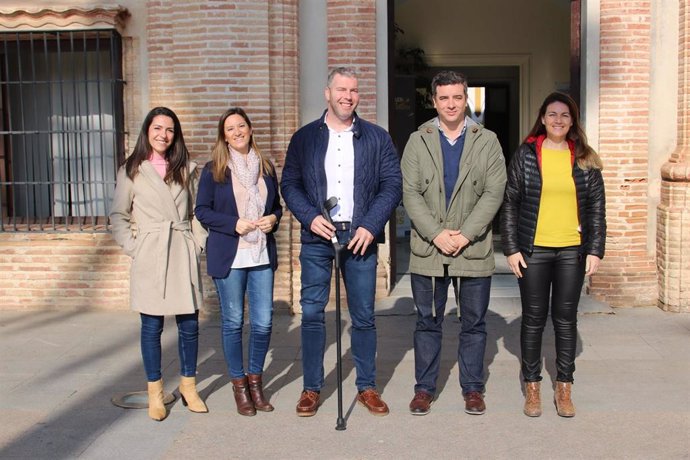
[388,0,576,286]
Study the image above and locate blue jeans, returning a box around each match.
[299,232,378,392]
[214,264,274,378]
[411,270,491,395]
[140,311,199,382]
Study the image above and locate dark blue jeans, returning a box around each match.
[411,271,491,395]
[299,232,378,392]
[140,311,199,382]
[519,246,585,383]
[214,264,274,378]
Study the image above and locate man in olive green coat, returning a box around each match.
[401,70,506,416]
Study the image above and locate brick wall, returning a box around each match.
[592,1,658,306]
[146,0,299,312]
[0,233,130,310]
[0,1,299,312]
[288,0,389,313]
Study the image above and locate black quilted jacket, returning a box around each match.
[501,136,606,258]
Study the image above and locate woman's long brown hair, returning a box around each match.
[526,92,603,170]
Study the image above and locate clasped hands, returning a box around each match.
[235,215,277,235]
[310,215,374,256]
[433,229,470,256]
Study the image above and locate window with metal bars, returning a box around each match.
[0,29,125,232]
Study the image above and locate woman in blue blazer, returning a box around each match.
[195,107,282,416]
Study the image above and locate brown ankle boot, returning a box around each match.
[554,381,575,417]
[231,376,256,416]
[147,379,167,421]
[523,382,542,417]
[247,373,274,412]
[178,376,208,413]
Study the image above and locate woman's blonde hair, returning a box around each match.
[210,107,275,182]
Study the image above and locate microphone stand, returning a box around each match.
[333,239,346,431]
[322,197,346,431]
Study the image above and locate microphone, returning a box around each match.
[321,196,339,245]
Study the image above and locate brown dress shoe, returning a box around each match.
[296,390,320,417]
[357,389,389,416]
[464,391,486,415]
[523,382,542,417]
[409,391,433,416]
[554,381,575,417]
[231,376,256,416]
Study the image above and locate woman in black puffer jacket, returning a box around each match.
[501,92,606,418]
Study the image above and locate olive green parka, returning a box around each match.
[401,118,507,277]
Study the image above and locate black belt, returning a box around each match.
[332,221,351,231]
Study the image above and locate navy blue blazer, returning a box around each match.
[195,162,282,278]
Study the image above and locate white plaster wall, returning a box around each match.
[394,0,571,130]
[298,0,328,127]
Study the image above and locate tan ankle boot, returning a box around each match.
[523,382,542,417]
[147,379,167,421]
[179,376,208,413]
[554,381,575,417]
[247,373,274,412]
[231,376,256,416]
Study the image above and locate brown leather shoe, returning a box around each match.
[523,382,542,417]
[357,389,389,416]
[231,376,256,416]
[296,390,320,417]
[464,391,486,415]
[409,391,433,415]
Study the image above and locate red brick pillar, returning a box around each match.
[327,0,377,122]
[592,1,657,306]
[146,0,299,312]
[269,0,300,311]
[657,0,690,313]
[325,0,390,301]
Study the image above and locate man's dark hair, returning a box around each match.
[431,70,468,97]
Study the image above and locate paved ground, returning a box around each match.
[1,246,689,459]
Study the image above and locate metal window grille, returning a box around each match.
[0,29,125,232]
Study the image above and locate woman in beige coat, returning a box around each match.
[110,107,207,421]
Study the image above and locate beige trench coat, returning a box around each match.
[110,161,203,315]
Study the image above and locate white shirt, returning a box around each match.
[324,123,355,222]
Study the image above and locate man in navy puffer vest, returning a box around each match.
[281,67,402,418]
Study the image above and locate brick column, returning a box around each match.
[592,1,657,306]
[325,0,390,301]
[268,0,299,310]
[327,0,377,122]
[146,0,299,312]
[657,0,690,313]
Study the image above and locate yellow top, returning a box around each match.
[534,148,581,247]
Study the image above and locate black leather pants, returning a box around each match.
[518,246,585,383]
